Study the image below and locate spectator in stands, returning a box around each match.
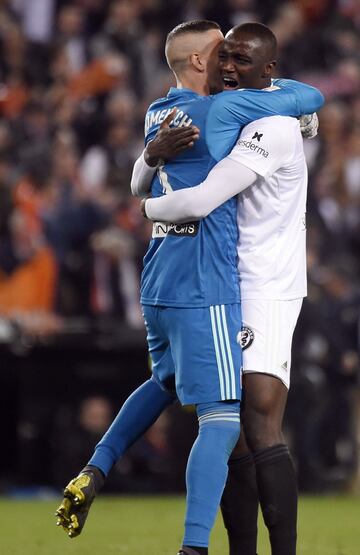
[0,0,358,488]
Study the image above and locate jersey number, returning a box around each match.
[158,165,173,195]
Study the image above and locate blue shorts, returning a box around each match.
[142,304,242,406]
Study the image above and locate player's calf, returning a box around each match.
[55,465,104,538]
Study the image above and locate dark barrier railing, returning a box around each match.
[0,315,358,495]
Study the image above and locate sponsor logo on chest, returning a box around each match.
[152,221,199,238]
[237,131,269,158]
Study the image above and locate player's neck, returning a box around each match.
[175,75,209,96]
[261,77,272,89]
[246,77,272,90]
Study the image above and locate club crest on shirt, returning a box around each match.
[237,326,254,350]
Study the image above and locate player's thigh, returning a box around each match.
[142,305,176,394]
[242,372,288,423]
[165,304,242,406]
[239,298,303,389]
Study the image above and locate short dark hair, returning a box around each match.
[230,22,277,58]
[166,20,221,45]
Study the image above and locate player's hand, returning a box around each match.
[145,108,200,167]
[299,113,319,139]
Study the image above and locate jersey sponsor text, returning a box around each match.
[237,138,269,158]
[152,221,199,238]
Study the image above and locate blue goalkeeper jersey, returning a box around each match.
[140,80,324,308]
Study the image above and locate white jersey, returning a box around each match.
[144,114,308,301]
[227,115,308,300]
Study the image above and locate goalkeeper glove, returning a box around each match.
[299,112,319,139]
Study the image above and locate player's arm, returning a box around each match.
[144,116,294,223]
[130,150,158,197]
[272,78,324,114]
[144,160,256,222]
[207,81,324,161]
[130,109,199,197]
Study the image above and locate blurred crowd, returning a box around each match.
[0,0,359,489]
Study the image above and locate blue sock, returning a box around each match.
[88,378,175,476]
[183,401,240,548]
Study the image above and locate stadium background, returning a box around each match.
[0,0,359,500]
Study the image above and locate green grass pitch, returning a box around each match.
[0,495,358,554]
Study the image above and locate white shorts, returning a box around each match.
[238,298,303,389]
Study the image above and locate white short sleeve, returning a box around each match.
[228,116,299,179]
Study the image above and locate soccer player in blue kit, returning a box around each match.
[56,21,324,555]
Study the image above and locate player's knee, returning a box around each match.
[243,412,282,452]
[199,418,240,458]
[197,401,240,455]
[223,422,241,455]
[242,373,288,415]
[244,387,276,416]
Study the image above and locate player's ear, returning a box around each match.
[262,60,276,78]
[190,53,205,73]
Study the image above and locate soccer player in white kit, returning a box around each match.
[143,110,310,555]
[127,24,321,554]
[145,113,307,387]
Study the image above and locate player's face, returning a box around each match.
[203,31,225,94]
[219,35,274,90]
